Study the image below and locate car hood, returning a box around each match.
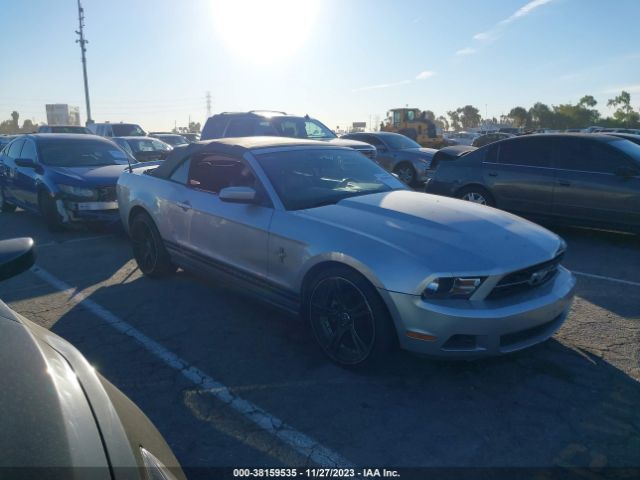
[322,138,376,150]
[0,304,110,470]
[47,164,130,186]
[299,190,562,275]
[401,147,438,156]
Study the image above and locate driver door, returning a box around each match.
[186,153,274,280]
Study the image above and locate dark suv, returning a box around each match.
[425,133,640,233]
[201,111,377,160]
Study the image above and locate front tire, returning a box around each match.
[393,163,417,187]
[457,186,495,207]
[38,191,64,231]
[307,266,396,367]
[130,212,176,277]
[0,188,17,213]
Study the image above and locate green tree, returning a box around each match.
[607,91,639,127]
[188,121,201,133]
[528,102,554,129]
[10,111,19,128]
[20,119,36,133]
[578,95,597,108]
[508,107,529,128]
[457,105,481,129]
[446,110,461,131]
[435,115,449,132]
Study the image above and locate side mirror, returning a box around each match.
[219,186,257,204]
[614,166,638,178]
[0,238,36,282]
[15,158,37,168]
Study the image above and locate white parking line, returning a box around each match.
[37,235,113,249]
[573,271,640,287]
[31,266,353,468]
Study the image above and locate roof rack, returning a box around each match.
[248,110,287,115]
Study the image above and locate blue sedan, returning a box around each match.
[0,134,134,231]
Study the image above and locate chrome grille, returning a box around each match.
[487,253,564,300]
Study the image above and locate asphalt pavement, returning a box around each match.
[0,209,639,474]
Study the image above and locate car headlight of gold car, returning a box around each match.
[140,447,178,480]
[421,277,486,300]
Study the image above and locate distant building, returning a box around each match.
[45,104,81,126]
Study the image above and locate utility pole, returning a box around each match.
[206,91,212,117]
[75,0,92,125]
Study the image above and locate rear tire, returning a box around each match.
[38,191,64,231]
[0,188,17,213]
[130,212,176,277]
[306,266,396,368]
[457,186,495,207]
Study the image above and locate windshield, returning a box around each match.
[39,139,131,167]
[384,134,421,150]
[112,124,146,136]
[127,138,172,152]
[157,135,188,146]
[271,118,337,140]
[255,148,406,210]
[611,139,640,161]
[50,126,89,134]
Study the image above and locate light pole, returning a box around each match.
[75,0,92,125]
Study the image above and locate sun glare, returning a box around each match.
[211,0,320,65]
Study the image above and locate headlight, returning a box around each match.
[58,184,96,198]
[140,447,178,480]
[421,277,486,299]
[557,238,567,256]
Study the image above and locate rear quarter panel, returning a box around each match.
[428,150,485,197]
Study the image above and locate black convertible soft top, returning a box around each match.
[150,136,335,179]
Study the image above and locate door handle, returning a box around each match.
[176,201,191,211]
[557,180,571,186]
[487,172,498,177]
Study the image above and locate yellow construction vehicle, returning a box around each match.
[381,108,446,148]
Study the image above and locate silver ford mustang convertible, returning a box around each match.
[117,137,576,366]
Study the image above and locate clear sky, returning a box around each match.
[1,0,639,131]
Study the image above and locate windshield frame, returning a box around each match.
[383,134,421,150]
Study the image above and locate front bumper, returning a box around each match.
[59,199,120,224]
[381,267,576,357]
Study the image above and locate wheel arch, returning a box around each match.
[299,257,401,346]
[128,205,152,229]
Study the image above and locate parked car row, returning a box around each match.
[425,133,640,233]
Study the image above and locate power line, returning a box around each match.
[75,0,92,124]
[206,91,212,117]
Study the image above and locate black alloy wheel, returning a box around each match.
[308,267,395,367]
[130,213,176,277]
